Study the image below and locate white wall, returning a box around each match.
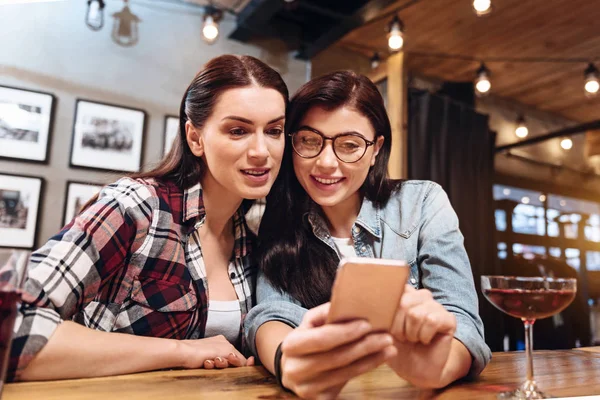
[0,0,308,246]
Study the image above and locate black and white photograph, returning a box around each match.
[163,115,179,157]
[0,85,55,163]
[63,181,103,226]
[70,99,146,172]
[0,174,43,249]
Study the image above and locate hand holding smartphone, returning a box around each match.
[327,257,409,332]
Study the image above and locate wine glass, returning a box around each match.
[481,275,577,399]
[0,251,29,397]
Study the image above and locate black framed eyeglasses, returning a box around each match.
[290,128,376,163]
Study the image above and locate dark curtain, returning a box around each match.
[407,89,504,351]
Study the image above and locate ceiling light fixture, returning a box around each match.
[202,7,223,44]
[86,0,105,31]
[584,63,600,97]
[473,0,492,16]
[515,115,529,139]
[370,52,381,69]
[387,15,404,52]
[475,62,491,96]
[560,137,573,150]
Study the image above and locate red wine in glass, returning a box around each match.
[483,288,576,320]
[0,291,20,394]
[481,276,577,399]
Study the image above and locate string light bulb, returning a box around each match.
[86,0,105,31]
[560,137,573,150]
[370,52,381,69]
[202,8,222,44]
[387,15,404,52]
[515,115,528,139]
[473,0,492,16]
[584,63,599,97]
[475,63,491,96]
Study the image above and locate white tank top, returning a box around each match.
[204,300,242,345]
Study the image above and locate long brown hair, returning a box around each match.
[259,70,399,308]
[82,55,289,210]
[135,54,289,187]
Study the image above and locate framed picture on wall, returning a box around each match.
[0,85,55,163]
[0,173,43,249]
[70,99,146,172]
[163,115,179,157]
[62,181,103,226]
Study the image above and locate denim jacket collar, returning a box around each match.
[355,198,382,239]
[306,197,382,240]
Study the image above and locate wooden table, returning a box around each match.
[4,348,600,399]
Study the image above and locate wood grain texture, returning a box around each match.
[387,51,408,179]
[338,0,600,123]
[4,349,600,399]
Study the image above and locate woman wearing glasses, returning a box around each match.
[245,71,490,398]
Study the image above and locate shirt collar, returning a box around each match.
[306,197,382,239]
[182,182,251,258]
[355,197,382,238]
[183,182,205,223]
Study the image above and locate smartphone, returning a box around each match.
[327,257,409,332]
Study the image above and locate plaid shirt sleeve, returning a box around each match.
[9,178,153,381]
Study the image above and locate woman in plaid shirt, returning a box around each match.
[10,55,288,381]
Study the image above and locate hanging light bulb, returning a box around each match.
[475,62,491,96]
[473,0,492,16]
[584,63,600,97]
[202,8,222,44]
[370,52,381,69]
[86,0,105,31]
[515,115,528,139]
[561,137,573,150]
[387,15,404,52]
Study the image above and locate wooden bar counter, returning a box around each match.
[4,348,600,399]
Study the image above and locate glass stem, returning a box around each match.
[523,319,536,383]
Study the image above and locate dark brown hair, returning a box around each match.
[259,70,400,308]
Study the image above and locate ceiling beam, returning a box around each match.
[298,0,399,60]
[495,120,600,153]
[228,0,284,42]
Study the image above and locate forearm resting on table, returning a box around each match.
[19,321,182,381]
[441,339,472,387]
[255,321,293,374]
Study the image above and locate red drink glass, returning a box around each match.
[482,276,577,399]
[0,251,28,397]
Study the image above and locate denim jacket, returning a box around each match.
[245,180,491,377]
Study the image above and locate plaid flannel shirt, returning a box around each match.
[8,177,256,381]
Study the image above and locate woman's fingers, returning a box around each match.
[283,320,372,356]
[246,356,255,366]
[391,288,435,343]
[226,352,243,368]
[299,302,332,329]
[203,360,215,369]
[283,333,394,381]
[392,288,456,345]
[404,304,429,343]
[288,346,398,399]
[213,357,229,369]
